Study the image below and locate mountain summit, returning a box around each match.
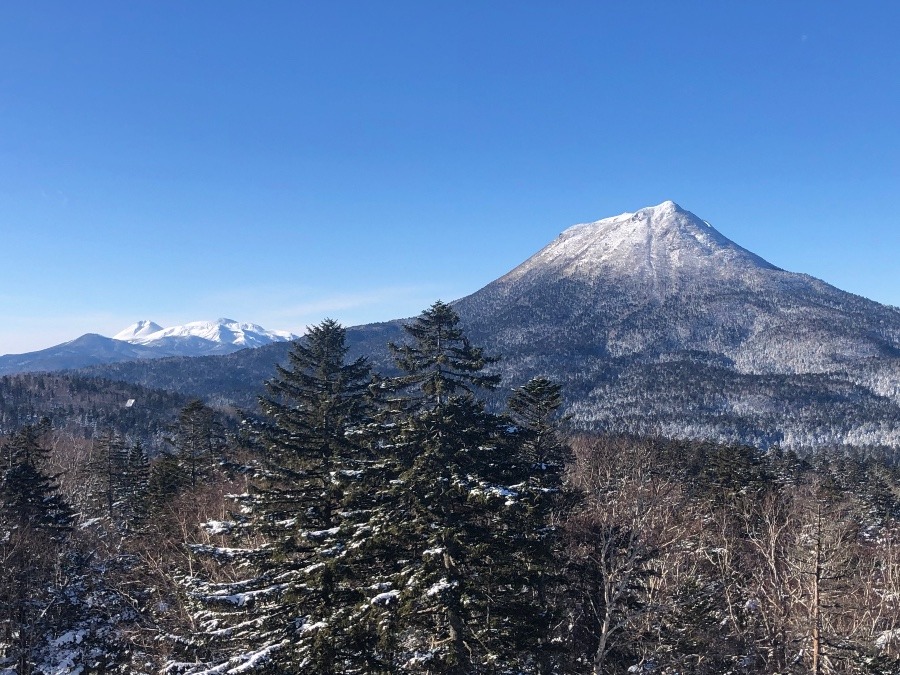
[503,201,777,290]
[113,320,164,341]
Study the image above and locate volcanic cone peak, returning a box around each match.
[501,201,778,290]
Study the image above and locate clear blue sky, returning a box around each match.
[1,1,898,354]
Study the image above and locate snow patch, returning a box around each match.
[371,590,400,605]
[425,578,457,596]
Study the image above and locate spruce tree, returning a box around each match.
[171,319,384,674]
[380,303,562,672]
[122,440,151,528]
[169,399,224,488]
[500,377,573,672]
[81,430,129,521]
[388,300,500,410]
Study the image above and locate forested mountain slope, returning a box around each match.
[0,372,195,452]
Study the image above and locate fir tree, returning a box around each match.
[380,304,562,672]
[81,430,129,520]
[500,378,573,672]
[121,440,151,528]
[146,450,189,509]
[388,300,500,410]
[169,399,224,488]
[171,319,383,674]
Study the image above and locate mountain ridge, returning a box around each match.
[0,318,299,376]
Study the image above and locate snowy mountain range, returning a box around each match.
[112,318,298,350]
[6,201,900,451]
[0,318,298,375]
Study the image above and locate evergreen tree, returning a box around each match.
[121,440,151,527]
[171,320,383,674]
[380,304,563,672]
[388,300,500,410]
[501,378,573,672]
[0,425,73,673]
[81,430,129,520]
[146,450,189,509]
[169,399,225,488]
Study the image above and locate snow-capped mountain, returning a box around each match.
[0,319,299,375]
[463,202,900,373]
[447,201,900,447]
[502,200,777,287]
[113,318,298,352]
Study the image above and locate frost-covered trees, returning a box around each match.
[79,431,150,527]
[169,306,575,674]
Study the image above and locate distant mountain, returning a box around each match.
[0,334,150,376]
[0,318,299,376]
[69,202,900,450]
[112,318,298,353]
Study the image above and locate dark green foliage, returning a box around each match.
[388,300,500,410]
[374,305,569,673]
[121,440,151,526]
[500,378,573,672]
[81,431,130,519]
[260,318,372,473]
[0,425,74,673]
[507,377,566,468]
[168,399,226,488]
[384,396,505,673]
[0,423,72,537]
[174,320,382,674]
[147,450,190,507]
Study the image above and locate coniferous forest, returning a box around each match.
[2,303,900,674]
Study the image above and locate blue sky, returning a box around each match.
[1,1,898,354]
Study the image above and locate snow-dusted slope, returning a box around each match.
[9,201,900,450]
[464,201,900,370]
[444,201,900,448]
[113,318,298,352]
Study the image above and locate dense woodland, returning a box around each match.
[0,374,197,454]
[2,302,900,673]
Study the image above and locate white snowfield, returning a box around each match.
[112,318,299,351]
